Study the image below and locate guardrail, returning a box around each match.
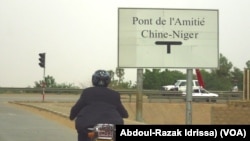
[146,91,242,103]
[0,87,83,94]
[0,87,243,103]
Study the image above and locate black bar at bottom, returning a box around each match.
[116,125,250,141]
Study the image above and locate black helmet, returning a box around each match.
[92,70,111,87]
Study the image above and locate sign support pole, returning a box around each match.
[186,69,193,124]
[136,68,143,122]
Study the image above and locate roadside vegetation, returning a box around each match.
[32,53,249,91]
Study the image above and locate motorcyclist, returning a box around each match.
[69,69,129,141]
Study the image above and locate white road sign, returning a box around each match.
[118,8,219,68]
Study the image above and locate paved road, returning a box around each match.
[0,94,77,141]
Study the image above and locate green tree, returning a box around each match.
[141,53,242,91]
[230,67,243,90]
[107,70,115,81]
[198,69,213,89]
[34,75,56,88]
[107,68,136,89]
[246,60,250,69]
[115,67,125,84]
[213,53,233,77]
[161,69,186,85]
[143,69,162,89]
[34,75,79,89]
[201,53,233,90]
[142,69,186,89]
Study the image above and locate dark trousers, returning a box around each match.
[77,129,91,141]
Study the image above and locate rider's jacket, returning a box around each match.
[69,86,129,130]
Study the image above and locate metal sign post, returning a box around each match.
[136,69,143,122]
[186,69,193,124]
[243,69,250,101]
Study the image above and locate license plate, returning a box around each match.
[97,124,114,140]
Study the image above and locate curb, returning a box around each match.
[8,101,146,125]
[8,101,69,118]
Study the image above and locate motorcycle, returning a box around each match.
[88,123,116,141]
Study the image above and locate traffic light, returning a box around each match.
[38,53,46,68]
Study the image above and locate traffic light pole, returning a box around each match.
[42,67,46,102]
[38,52,46,102]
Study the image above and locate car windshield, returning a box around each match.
[200,88,209,93]
[192,88,210,93]
[195,81,200,86]
[174,80,186,86]
[174,81,181,86]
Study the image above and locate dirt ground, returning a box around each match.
[5,93,227,129]
[8,101,226,128]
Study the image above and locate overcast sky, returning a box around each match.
[0,0,249,88]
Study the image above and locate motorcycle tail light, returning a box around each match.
[88,131,95,139]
